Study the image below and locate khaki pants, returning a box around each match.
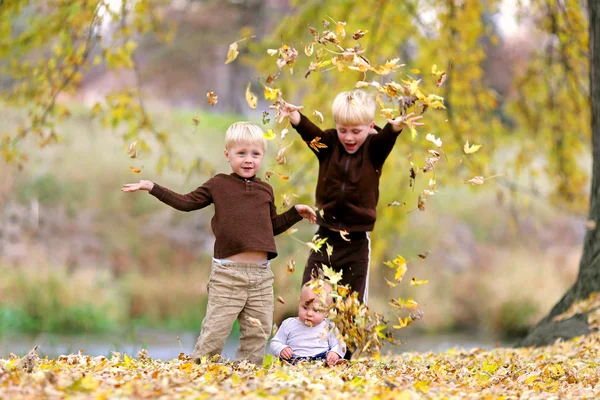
[191,261,274,366]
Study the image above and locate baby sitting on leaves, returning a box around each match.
[270,279,346,366]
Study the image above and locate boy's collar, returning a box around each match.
[230,172,258,181]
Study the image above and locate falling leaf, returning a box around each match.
[437,72,448,87]
[245,83,258,109]
[130,167,141,173]
[265,171,274,181]
[409,167,416,187]
[276,296,285,304]
[127,141,137,159]
[267,48,278,56]
[276,147,286,165]
[326,243,333,258]
[277,173,289,180]
[322,264,343,285]
[262,111,270,125]
[418,251,431,259]
[192,114,200,126]
[339,230,350,242]
[411,277,429,286]
[374,58,403,75]
[410,68,421,74]
[429,178,436,190]
[464,176,485,186]
[309,137,328,152]
[380,108,396,119]
[304,43,313,57]
[266,72,279,83]
[352,29,369,40]
[417,194,426,211]
[422,189,435,196]
[355,81,370,88]
[263,129,276,140]
[282,194,291,207]
[286,259,296,274]
[225,41,239,64]
[464,141,482,154]
[264,85,281,101]
[384,255,407,282]
[385,278,398,287]
[388,201,406,207]
[312,110,324,123]
[335,21,346,38]
[280,128,288,140]
[426,133,442,147]
[207,91,218,106]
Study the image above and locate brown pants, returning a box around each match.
[302,226,371,303]
[192,261,274,365]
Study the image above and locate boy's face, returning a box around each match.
[335,121,375,154]
[298,287,327,327]
[224,141,264,179]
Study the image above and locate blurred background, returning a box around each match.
[0,0,590,358]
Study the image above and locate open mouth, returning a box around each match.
[345,144,356,151]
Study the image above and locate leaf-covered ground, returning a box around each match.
[1,333,599,399]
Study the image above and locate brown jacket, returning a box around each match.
[293,113,401,232]
[149,173,302,259]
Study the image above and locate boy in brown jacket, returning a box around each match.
[277,90,423,304]
[122,122,316,366]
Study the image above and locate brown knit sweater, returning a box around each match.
[149,173,302,259]
[292,113,402,232]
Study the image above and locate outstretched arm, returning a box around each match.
[122,179,213,212]
[369,113,424,167]
[271,203,316,236]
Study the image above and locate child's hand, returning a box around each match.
[121,180,154,192]
[294,205,316,224]
[280,347,293,360]
[387,112,424,133]
[270,101,303,124]
[326,351,340,366]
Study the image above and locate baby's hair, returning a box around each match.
[225,121,266,150]
[332,89,376,125]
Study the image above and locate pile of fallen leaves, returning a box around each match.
[2,334,599,398]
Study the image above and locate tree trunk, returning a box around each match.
[519,0,600,347]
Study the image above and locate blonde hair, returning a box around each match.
[225,122,266,150]
[332,89,376,125]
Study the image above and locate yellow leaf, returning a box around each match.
[245,83,257,109]
[410,277,429,286]
[304,43,313,57]
[413,380,430,393]
[225,41,239,64]
[267,48,278,56]
[322,264,343,285]
[385,278,397,287]
[312,110,324,123]
[410,68,421,74]
[263,129,276,140]
[263,85,281,101]
[464,140,482,154]
[130,167,141,174]
[335,21,346,38]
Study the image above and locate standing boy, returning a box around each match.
[122,122,316,365]
[276,89,423,303]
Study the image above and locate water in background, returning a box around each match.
[0,330,509,360]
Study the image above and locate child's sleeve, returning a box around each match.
[327,323,347,358]
[269,320,291,356]
[269,188,303,235]
[291,113,336,154]
[149,178,213,212]
[368,123,403,168]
